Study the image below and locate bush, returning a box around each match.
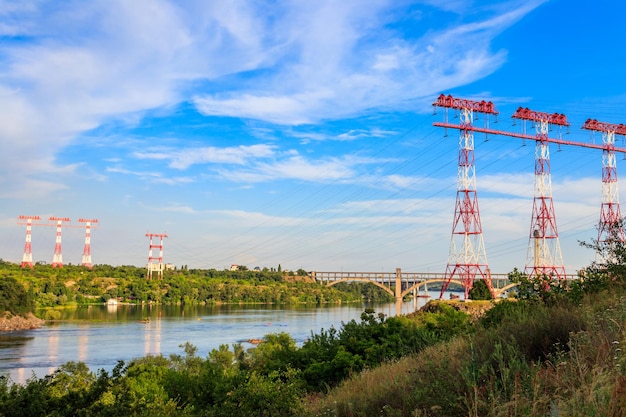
[0,277,34,315]
[468,279,493,300]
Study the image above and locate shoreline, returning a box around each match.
[0,313,45,332]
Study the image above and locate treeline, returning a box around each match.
[0,260,393,317]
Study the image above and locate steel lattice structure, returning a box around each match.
[146,232,168,279]
[18,215,41,269]
[582,118,626,262]
[433,94,626,291]
[512,107,569,279]
[78,218,99,268]
[50,217,71,268]
[432,94,497,299]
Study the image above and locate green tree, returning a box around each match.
[468,279,493,300]
[0,277,34,315]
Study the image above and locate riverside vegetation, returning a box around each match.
[0,235,626,416]
[0,260,394,321]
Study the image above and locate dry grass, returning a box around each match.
[303,294,626,417]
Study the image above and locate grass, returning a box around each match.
[303,292,626,417]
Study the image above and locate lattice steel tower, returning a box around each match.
[146,232,168,279]
[512,107,569,279]
[50,217,70,268]
[78,218,99,268]
[432,94,497,299]
[18,215,41,269]
[582,118,626,262]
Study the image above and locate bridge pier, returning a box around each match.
[394,268,403,303]
[395,268,403,315]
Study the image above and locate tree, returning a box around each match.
[468,279,493,300]
[0,277,34,315]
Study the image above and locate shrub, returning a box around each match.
[0,277,34,315]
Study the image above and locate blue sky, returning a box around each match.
[1,0,625,273]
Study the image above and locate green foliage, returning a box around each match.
[467,278,493,300]
[0,262,375,309]
[508,268,574,305]
[0,276,34,315]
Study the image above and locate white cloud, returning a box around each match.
[216,155,357,183]
[0,0,544,198]
[192,0,543,124]
[134,144,276,169]
[105,166,193,185]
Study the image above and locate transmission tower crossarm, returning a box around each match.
[432,122,626,153]
[582,119,626,135]
[512,107,569,126]
[433,94,499,115]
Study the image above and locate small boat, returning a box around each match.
[449,294,460,300]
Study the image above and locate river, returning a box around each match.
[0,292,444,384]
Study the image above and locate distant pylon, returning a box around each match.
[432,94,497,299]
[78,218,99,268]
[18,215,41,269]
[582,118,626,262]
[512,107,569,279]
[146,232,168,279]
[49,217,70,268]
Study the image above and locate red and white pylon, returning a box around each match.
[512,107,569,279]
[18,215,41,269]
[582,119,626,261]
[432,94,497,299]
[78,218,99,268]
[146,232,168,279]
[49,217,70,268]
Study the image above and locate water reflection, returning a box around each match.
[0,294,446,384]
[78,325,88,362]
[143,318,162,356]
[47,328,59,376]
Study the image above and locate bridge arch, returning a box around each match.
[399,279,464,299]
[323,277,470,300]
[325,278,395,298]
[492,282,518,297]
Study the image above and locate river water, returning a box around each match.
[0,293,443,384]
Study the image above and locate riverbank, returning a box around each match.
[0,312,44,331]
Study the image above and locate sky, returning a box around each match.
[1,0,626,274]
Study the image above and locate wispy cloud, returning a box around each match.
[0,0,542,195]
[216,155,358,183]
[105,166,194,185]
[134,144,276,169]
[193,0,544,124]
[291,127,396,144]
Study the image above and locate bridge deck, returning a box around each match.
[311,270,580,297]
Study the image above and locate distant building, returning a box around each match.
[230,264,239,271]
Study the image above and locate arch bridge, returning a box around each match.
[310,268,577,301]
